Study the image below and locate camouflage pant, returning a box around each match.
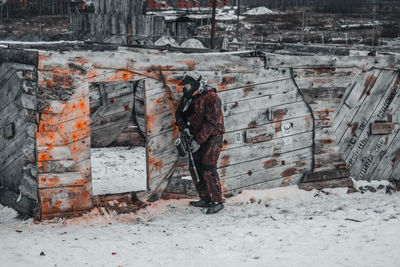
[189,134,223,203]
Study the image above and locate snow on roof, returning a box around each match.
[244,6,276,15]
[154,36,180,47]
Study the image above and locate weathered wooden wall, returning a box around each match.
[265,54,400,187]
[0,48,38,217]
[335,69,400,182]
[3,43,400,219]
[89,80,145,147]
[162,68,314,198]
[69,0,162,44]
[33,48,314,217]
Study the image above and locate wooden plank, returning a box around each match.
[226,174,303,195]
[218,147,312,180]
[357,88,400,181]
[218,131,313,167]
[0,108,32,152]
[341,71,398,161]
[0,48,38,66]
[147,100,311,140]
[149,87,302,119]
[0,155,24,192]
[0,187,37,217]
[37,146,73,162]
[91,120,130,147]
[300,87,346,105]
[146,75,294,113]
[39,186,92,215]
[0,94,23,129]
[223,169,303,193]
[224,101,311,134]
[91,110,131,129]
[294,67,358,78]
[333,71,367,131]
[37,159,78,174]
[265,54,400,70]
[38,172,85,189]
[0,134,35,173]
[370,122,394,135]
[0,70,19,109]
[295,75,353,90]
[19,173,38,201]
[335,69,382,143]
[38,50,263,74]
[66,137,91,164]
[300,177,353,191]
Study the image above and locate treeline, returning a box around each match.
[231,0,394,13]
[0,0,70,18]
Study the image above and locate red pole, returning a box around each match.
[210,0,217,49]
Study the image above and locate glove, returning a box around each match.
[191,140,200,153]
[182,128,192,138]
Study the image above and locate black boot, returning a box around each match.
[189,200,212,208]
[206,202,224,214]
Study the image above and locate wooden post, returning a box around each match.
[210,0,217,49]
[236,0,240,40]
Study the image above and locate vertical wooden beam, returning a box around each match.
[210,0,217,49]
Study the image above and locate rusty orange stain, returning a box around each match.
[38,152,51,161]
[79,101,86,110]
[178,60,196,70]
[75,120,86,131]
[146,114,156,134]
[273,109,287,137]
[319,139,334,144]
[220,155,230,177]
[242,86,253,98]
[359,74,378,100]
[248,121,257,128]
[264,158,278,169]
[155,161,163,172]
[281,168,296,177]
[220,179,227,193]
[74,57,89,65]
[38,54,51,69]
[313,67,335,74]
[105,70,136,82]
[315,109,335,115]
[124,105,130,111]
[87,69,99,79]
[221,142,227,151]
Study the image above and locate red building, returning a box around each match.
[207,0,229,8]
[147,0,169,10]
[177,0,199,9]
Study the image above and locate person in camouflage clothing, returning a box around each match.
[175,71,225,214]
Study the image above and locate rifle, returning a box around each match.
[175,131,200,185]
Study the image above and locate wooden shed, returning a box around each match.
[0,43,398,220]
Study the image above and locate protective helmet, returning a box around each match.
[178,71,202,85]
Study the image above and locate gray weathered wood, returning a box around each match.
[370,122,394,135]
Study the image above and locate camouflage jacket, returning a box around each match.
[175,88,225,145]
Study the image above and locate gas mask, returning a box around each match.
[183,83,196,99]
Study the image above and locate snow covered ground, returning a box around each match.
[1,184,400,267]
[91,147,147,195]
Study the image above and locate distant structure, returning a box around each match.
[147,0,169,10]
[177,0,199,9]
[207,0,229,8]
